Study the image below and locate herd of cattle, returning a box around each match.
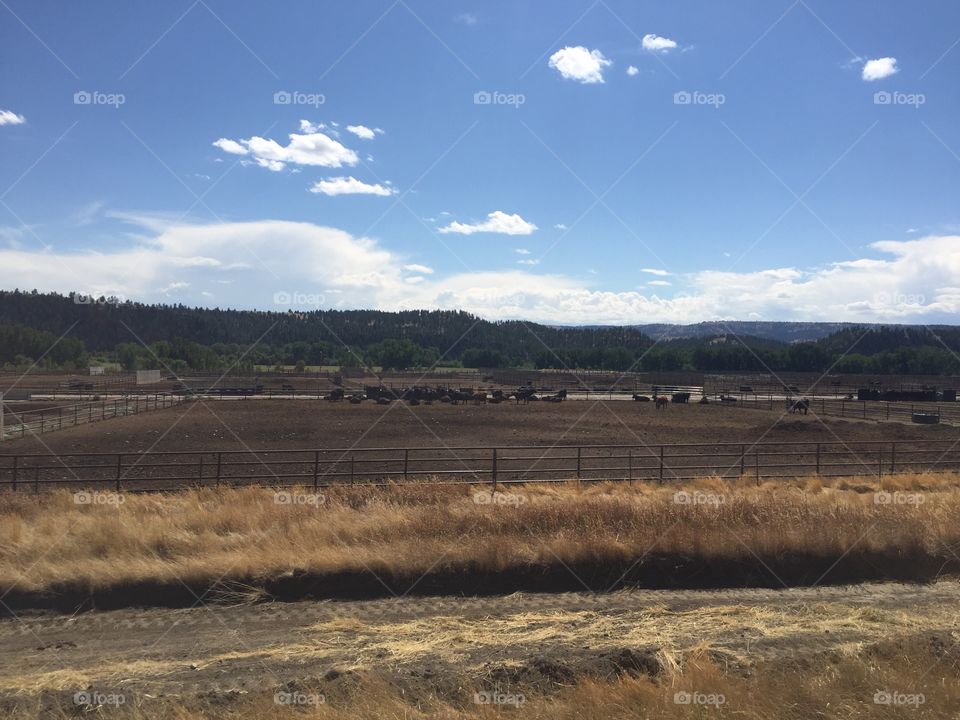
[323,385,813,413]
[325,386,569,405]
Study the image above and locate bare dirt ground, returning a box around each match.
[1,581,957,706]
[2,398,957,456]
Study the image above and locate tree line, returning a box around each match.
[0,290,958,375]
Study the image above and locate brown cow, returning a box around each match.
[655,396,669,409]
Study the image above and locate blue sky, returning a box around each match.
[1,0,959,324]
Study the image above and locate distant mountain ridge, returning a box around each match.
[635,321,863,343]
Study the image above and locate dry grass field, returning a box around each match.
[2,472,959,603]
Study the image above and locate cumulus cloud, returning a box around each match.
[309,176,396,196]
[403,263,434,274]
[548,46,611,84]
[346,124,383,140]
[3,219,959,324]
[862,57,898,81]
[213,123,358,171]
[439,211,538,236]
[0,110,26,125]
[626,65,639,76]
[642,34,678,53]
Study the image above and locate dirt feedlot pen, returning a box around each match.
[2,440,959,492]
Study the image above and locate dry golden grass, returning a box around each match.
[3,638,958,719]
[1,472,959,594]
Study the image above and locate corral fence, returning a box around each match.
[2,440,959,493]
[0,394,185,442]
[721,394,960,426]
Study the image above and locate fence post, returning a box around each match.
[658,446,664,485]
[198,454,204,487]
[313,450,320,489]
[576,447,582,480]
[12,455,17,491]
[755,452,761,486]
[740,444,745,477]
[115,454,122,493]
[74,403,78,427]
[350,455,355,484]
[628,450,632,484]
[816,443,821,475]
[878,449,883,479]
[58,408,62,431]
[403,448,409,481]
[890,443,896,473]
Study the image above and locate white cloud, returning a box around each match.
[648,280,671,286]
[454,12,477,25]
[4,219,959,325]
[439,211,538,236]
[213,123,358,171]
[518,259,540,266]
[642,34,678,53]
[862,57,898,81]
[548,46,612,84]
[403,263,434,274]
[309,176,396,196]
[640,268,671,276]
[514,248,531,255]
[0,110,26,126]
[554,223,568,230]
[626,65,639,76]
[346,124,383,140]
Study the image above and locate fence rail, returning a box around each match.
[720,394,960,425]
[0,394,185,442]
[2,439,959,493]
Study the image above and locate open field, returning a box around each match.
[2,478,960,717]
[2,397,958,456]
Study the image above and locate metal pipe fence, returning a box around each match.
[2,439,959,493]
[0,394,185,442]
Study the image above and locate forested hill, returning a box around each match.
[0,290,653,356]
[2,290,959,374]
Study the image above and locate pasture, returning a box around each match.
[2,391,960,719]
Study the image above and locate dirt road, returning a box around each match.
[2,581,957,705]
